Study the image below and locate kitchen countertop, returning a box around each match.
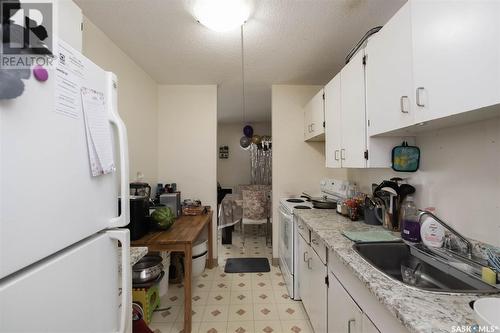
[294,209,497,333]
[130,246,148,266]
[118,246,148,272]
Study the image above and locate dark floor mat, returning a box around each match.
[224,257,271,273]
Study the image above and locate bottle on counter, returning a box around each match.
[400,196,421,242]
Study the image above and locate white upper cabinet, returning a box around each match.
[325,74,342,168]
[340,50,367,168]
[304,89,325,141]
[365,3,414,136]
[411,0,500,123]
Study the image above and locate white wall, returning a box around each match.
[157,85,218,253]
[217,122,271,189]
[348,118,500,247]
[272,85,348,259]
[82,17,158,185]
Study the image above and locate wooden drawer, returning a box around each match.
[310,231,327,264]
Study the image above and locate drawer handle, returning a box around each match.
[348,319,356,333]
[416,87,425,107]
[303,251,309,262]
[400,95,409,113]
[334,149,340,161]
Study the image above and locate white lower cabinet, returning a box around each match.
[299,232,327,333]
[328,271,382,333]
[361,313,380,333]
[328,270,363,333]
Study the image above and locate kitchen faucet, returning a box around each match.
[418,210,473,259]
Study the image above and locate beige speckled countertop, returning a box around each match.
[118,246,148,272]
[294,209,499,333]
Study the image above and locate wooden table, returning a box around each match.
[132,211,214,333]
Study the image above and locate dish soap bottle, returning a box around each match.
[400,196,421,242]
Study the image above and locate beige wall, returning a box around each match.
[271,85,348,258]
[217,122,272,189]
[157,85,218,252]
[348,118,500,247]
[82,17,158,185]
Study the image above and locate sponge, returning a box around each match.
[481,267,497,285]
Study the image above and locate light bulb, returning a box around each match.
[193,0,250,32]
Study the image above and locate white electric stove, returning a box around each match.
[278,179,351,300]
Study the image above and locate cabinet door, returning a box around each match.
[365,3,414,136]
[328,271,362,333]
[311,89,325,137]
[325,74,342,168]
[411,0,500,122]
[362,313,380,333]
[340,50,367,168]
[304,89,325,141]
[308,250,328,333]
[298,234,310,311]
[304,105,312,140]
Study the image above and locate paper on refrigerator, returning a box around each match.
[81,87,115,176]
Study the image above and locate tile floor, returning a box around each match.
[149,225,314,333]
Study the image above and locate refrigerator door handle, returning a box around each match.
[107,73,130,228]
[107,229,131,333]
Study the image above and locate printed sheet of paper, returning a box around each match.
[54,39,85,119]
[81,87,115,176]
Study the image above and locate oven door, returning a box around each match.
[279,204,295,298]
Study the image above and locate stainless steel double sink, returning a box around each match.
[353,241,499,294]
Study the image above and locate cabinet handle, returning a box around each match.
[307,258,312,269]
[400,96,409,113]
[311,238,319,246]
[303,251,308,262]
[341,149,346,160]
[416,87,425,107]
[311,123,315,132]
[334,150,340,161]
[348,319,356,333]
[298,224,304,230]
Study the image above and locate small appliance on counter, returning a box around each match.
[130,182,152,199]
[159,192,182,217]
[119,195,150,241]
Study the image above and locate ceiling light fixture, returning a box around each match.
[193,0,250,32]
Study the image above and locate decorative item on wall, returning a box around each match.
[392,141,420,172]
[219,145,229,159]
[239,136,251,149]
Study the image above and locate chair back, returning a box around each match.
[242,190,268,221]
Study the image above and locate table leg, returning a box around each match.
[183,244,192,333]
[207,214,214,268]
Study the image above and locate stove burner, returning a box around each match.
[294,205,312,209]
[287,198,304,203]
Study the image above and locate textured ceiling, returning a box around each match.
[75,0,405,123]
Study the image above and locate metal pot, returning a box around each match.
[132,255,163,283]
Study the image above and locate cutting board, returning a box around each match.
[342,230,401,243]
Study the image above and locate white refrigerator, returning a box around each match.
[0,39,132,332]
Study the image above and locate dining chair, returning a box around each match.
[241,189,268,246]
